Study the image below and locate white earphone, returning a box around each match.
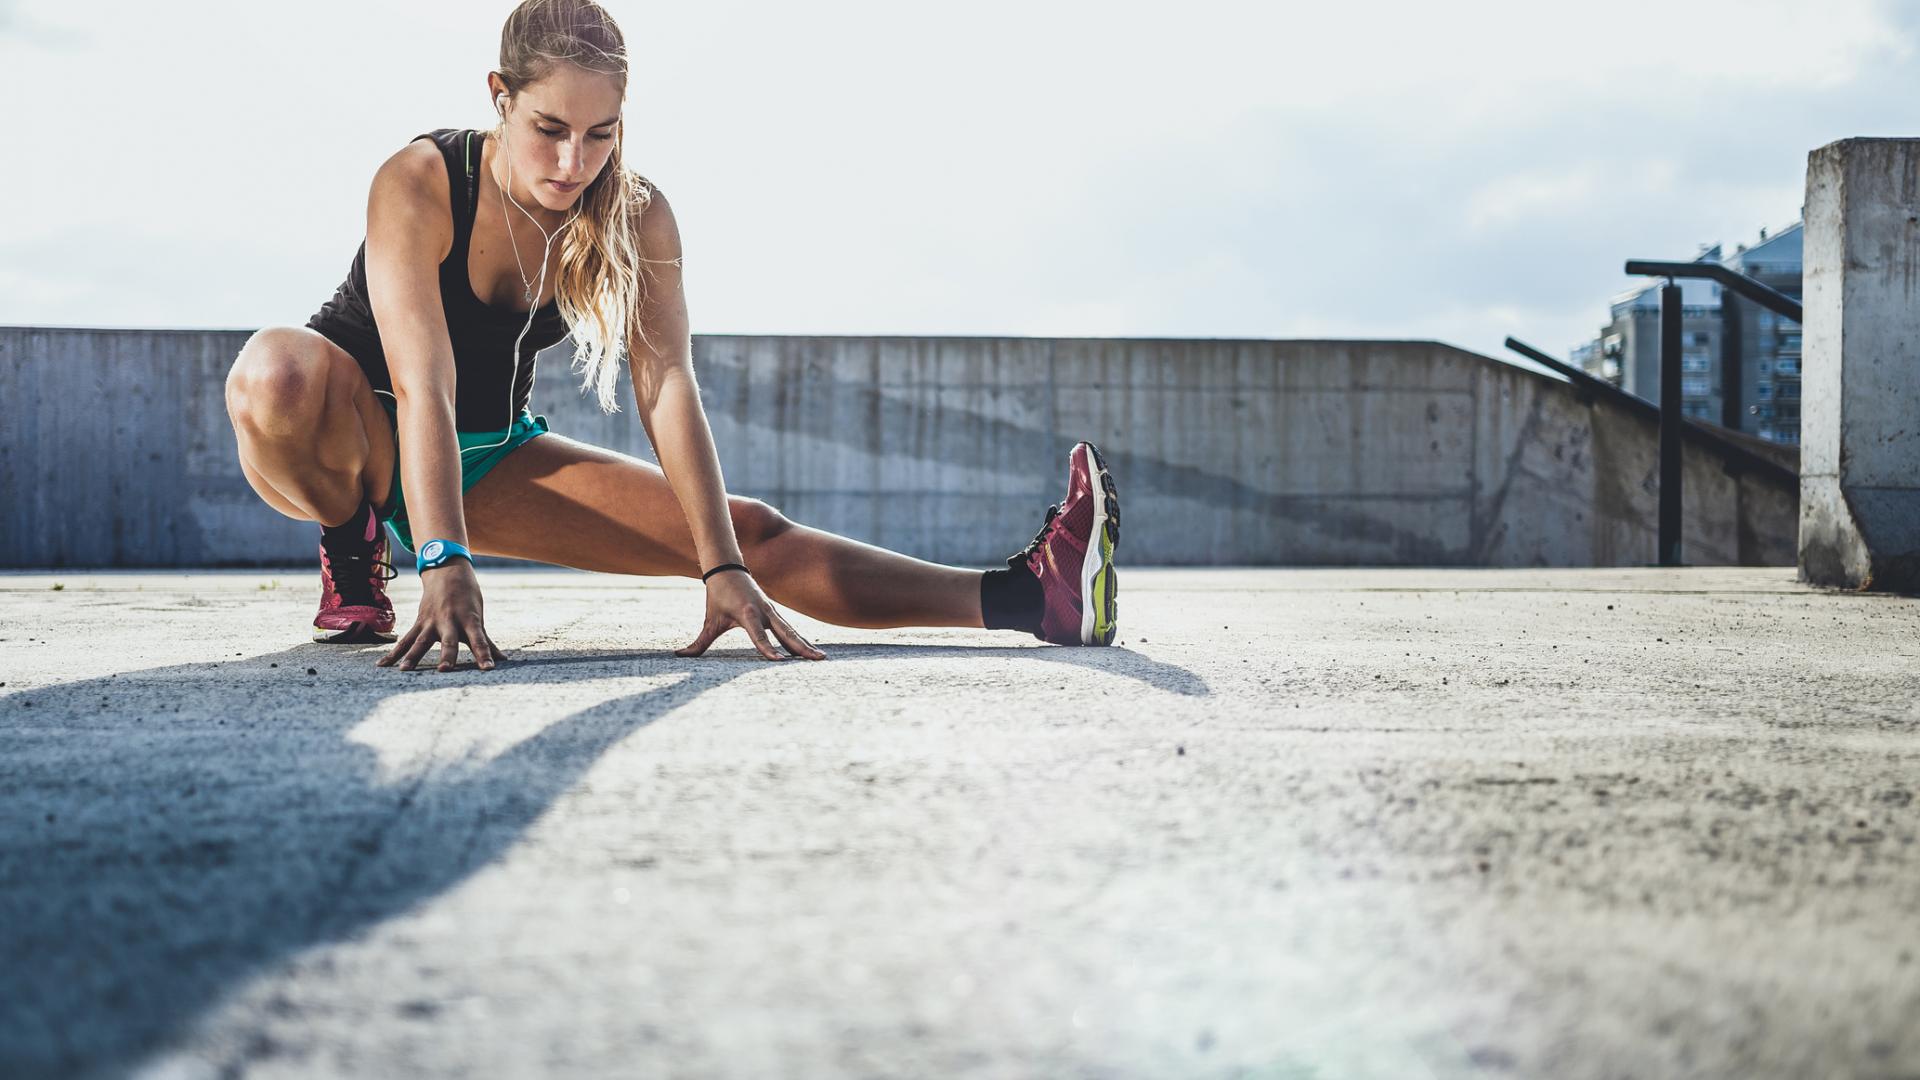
[463,89,581,457]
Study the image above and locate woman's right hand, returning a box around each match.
[376,559,501,672]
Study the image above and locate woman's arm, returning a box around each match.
[363,141,500,672]
[626,187,823,661]
[625,189,740,575]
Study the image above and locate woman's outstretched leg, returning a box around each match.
[462,430,1119,643]
[727,517,988,629]
[461,431,989,629]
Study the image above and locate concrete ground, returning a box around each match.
[1,566,1916,1079]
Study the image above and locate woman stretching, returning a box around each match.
[223,0,1120,673]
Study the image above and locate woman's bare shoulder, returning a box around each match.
[633,176,679,257]
[366,136,454,262]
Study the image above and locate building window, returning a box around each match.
[1757,384,1772,400]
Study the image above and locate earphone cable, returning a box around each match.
[465,113,580,459]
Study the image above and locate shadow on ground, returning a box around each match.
[0,639,1204,1077]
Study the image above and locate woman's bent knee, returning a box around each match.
[730,497,793,549]
[227,328,341,436]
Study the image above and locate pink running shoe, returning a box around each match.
[1013,441,1119,646]
[313,507,398,644]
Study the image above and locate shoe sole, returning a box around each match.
[313,622,397,645]
[1077,442,1120,646]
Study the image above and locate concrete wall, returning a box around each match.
[1799,138,1920,591]
[0,327,1797,569]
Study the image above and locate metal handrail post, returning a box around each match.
[1659,280,1684,566]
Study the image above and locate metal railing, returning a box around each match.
[1621,260,1803,323]
[1609,260,1802,566]
[1503,337,1795,488]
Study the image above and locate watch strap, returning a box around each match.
[416,538,474,575]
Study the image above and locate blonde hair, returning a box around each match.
[493,0,669,413]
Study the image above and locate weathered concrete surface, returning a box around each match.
[2,329,1798,570]
[1,567,1915,1079]
[1799,138,1920,592]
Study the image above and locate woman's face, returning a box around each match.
[491,63,624,211]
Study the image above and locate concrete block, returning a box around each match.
[1799,138,1920,590]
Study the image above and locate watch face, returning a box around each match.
[420,541,445,562]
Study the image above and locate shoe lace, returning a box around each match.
[1008,503,1061,570]
[326,547,397,607]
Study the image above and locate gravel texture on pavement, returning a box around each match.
[1,566,1917,1079]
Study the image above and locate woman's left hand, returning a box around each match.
[675,569,827,661]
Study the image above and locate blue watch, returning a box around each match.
[416,538,473,575]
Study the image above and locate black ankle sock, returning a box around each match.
[320,499,375,547]
[980,564,1044,636]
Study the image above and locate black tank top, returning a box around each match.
[306,128,569,431]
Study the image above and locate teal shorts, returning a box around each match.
[374,397,551,554]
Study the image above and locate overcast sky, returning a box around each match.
[2,0,1913,363]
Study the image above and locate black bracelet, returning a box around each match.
[701,562,750,582]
